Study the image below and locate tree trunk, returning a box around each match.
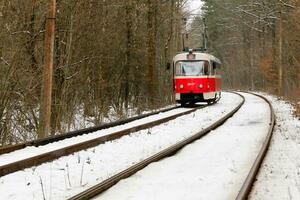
[146,0,157,107]
[123,1,134,110]
[278,9,283,95]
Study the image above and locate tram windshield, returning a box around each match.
[175,61,209,76]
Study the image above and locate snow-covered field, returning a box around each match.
[249,94,300,200]
[93,92,271,200]
[0,92,242,200]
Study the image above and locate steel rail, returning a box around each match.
[0,104,210,177]
[67,93,245,200]
[0,106,181,155]
[235,92,276,200]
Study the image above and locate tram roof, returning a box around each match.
[173,51,221,64]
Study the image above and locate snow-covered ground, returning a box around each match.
[249,94,300,200]
[0,92,242,200]
[3,92,296,200]
[93,92,271,200]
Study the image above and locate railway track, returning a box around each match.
[67,93,245,200]
[0,106,180,155]
[3,91,273,200]
[235,92,275,200]
[0,103,214,177]
[67,92,275,200]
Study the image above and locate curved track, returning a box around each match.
[67,92,275,200]
[67,93,245,200]
[235,92,275,200]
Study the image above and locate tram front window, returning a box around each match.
[175,61,209,76]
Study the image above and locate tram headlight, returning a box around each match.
[180,84,184,89]
[198,84,203,89]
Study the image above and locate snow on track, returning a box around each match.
[249,94,300,200]
[93,93,271,200]
[0,92,241,200]
[0,107,193,166]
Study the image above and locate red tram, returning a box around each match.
[173,49,222,106]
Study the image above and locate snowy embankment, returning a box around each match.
[0,92,242,200]
[249,94,300,200]
[93,92,271,200]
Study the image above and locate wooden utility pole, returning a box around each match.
[38,0,56,138]
[203,17,207,50]
[182,17,187,50]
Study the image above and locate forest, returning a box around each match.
[189,0,300,99]
[0,0,299,145]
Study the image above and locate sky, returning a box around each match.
[188,0,204,15]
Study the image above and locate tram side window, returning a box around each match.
[211,62,216,75]
[175,62,182,75]
[204,61,209,75]
[212,62,221,75]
